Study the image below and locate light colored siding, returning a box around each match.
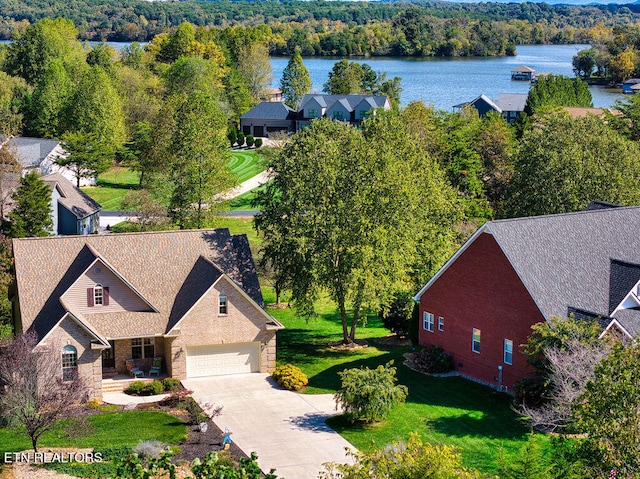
[62,259,153,315]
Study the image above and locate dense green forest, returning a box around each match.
[1,0,640,57]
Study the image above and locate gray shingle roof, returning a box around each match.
[43,173,102,219]
[240,102,294,120]
[13,229,267,341]
[299,94,388,112]
[488,207,640,325]
[495,93,528,113]
[7,137,60,169]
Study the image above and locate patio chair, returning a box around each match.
[126,359,144,378]
[149,357,162,377]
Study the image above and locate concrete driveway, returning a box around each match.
[182,374,355,479]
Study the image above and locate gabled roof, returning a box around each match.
[327,98,354,114]
[4,137,61,169]
[495,93,528,113]
[13,229,267,342]
[240,102,294,120]
[43,173,102,219]
[416,207,640,335]
[453,94,501,113]
[298,94,389,112]
[511,65,535,73]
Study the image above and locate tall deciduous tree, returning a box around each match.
[6,172,52,238]
[26,59,73,138]
[0,141,22,219]
[323,59,363,94]
[58,131,113,187]
[237,42,273,103]
[63,65,126,151]
[0,333,87,451]
[168,91,234,229]
[280,50,312,110]
[507,111,640,217]
[254,115,459,343]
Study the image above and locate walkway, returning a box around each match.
[183,374,355,479]
[216,169,273,200]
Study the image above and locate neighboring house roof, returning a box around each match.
[415,207,640,337]
[42,173,102,220]
[453,94,502,113]
[511,65,535,73]
[623,78,640,85]
[5,137,60,169]
[298,94,389,112]
[495,93,528,112]
[13,229,275,343]
[240,102,294,120]
[563,107,620,119]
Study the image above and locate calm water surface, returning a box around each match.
[271,45,622,110]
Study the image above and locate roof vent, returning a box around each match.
[94,267,102,274]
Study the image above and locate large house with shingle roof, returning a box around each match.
[11,229,283,398]
[453,93,528,124]
[414,206,640,391]
[240,94,391,138]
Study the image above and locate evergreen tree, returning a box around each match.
[280,50,311,109]
[6,172,52,238]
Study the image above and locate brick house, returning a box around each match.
[11,229,283,398]
[414,206,640,392]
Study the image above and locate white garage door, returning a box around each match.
[186,342,260,377]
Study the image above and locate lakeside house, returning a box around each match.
[240,94,391,138]
[414,204,640,392]
[11,229,284,399]
[453,93,528,124]
[511,65,535,81]
[622,78,640,94]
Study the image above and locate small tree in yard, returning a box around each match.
[380,291,414,338]
[335,361,407,423]
[236,132,245,148]
[255,138,263,148]
[227,127,237,148]
[246,134,255,148]
[0,333,87,451]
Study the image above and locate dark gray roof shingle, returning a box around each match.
[240,102,294,120]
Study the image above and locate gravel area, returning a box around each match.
[9,449,93,479]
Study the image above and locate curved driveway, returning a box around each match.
[182,374,355,479]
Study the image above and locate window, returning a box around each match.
[472,328,481,353]
[219,293,228,315]
[504,339,513,365]
[438,316,444,331]
[423,312,434,332]
[94,284,103,305]
[308,109,318,118]
[132,338,154,359]
[358,109,371,120]
[332,111,344,120]
[62,345,77,381]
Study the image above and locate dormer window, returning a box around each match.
[219,293,228,315]
[94,284,103,305]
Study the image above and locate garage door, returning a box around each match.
[186,342,260,377]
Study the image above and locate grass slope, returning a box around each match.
[82,150,266,212]
[265,287,550,476]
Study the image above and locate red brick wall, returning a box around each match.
[419,232,545,391]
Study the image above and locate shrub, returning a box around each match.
[162,378,181,391]
[127,381,146,395]
[272,364,308,391]
[412,345,453,374]
[334,361,408,424]
[85,398,101,409]
[142,380,164,396]
[379,291,413,338]
[237,132,245,147]
[227,128,237,148]
[255,138,263,148]
[133,440,167,461]
[246,134,255,148]
[160,387,193,408]
[185,396,209,425]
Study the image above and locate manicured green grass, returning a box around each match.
[82,152,265,212]
[229,150,267,183]
[0,411,188,459]
[266,287,551,476]
[229,183,268,210]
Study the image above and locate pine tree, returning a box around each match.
[280,50,312,110]
[7,172,53,238]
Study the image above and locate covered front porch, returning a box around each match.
[101,336,173,386]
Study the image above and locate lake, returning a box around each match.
[270,45,622,110]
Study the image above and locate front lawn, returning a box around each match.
[228,150,267,183]
[266,288,551,476]
[0,410,187,460]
